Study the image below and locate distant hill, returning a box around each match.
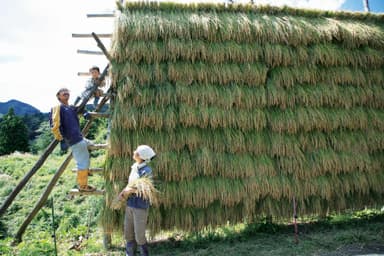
[0,100,41,116]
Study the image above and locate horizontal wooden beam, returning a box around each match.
[72,33,112,38]
[77,72,90,76]
[88,112,111,119]
[77,71,108,77]
[71,167,104,173]
[77,49,104,55]
[69,189,105,196]
[87,13,115,18]
[88,143,109,150]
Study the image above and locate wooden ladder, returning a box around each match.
[10,31,114,243]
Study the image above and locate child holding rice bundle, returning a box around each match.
[118,145,157,256]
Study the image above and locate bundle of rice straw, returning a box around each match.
[111,177,159,210]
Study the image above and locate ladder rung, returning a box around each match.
[77,72,90,76]
[77,49,104,55]
[88,144,109,150]
[69,189,105,196]
[72,33,112,38]
[71,168,104,173]
[88,112,110,118]
[87,13,115,18]
[102,92,112,97]
[77,71,110,76]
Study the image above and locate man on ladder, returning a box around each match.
[50,87,96,192]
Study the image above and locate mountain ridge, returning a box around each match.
[0,99,41,117]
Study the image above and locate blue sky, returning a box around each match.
[341,0,384,12]
[0,0,383,112]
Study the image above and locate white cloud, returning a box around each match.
[253,0,347,10]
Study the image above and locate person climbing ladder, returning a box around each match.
[50,87,96,192]
[73,65,106,108]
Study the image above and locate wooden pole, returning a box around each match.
[78,72,91,76]
[91,32,112,61]
[363,0,370,12]
[87,112,111,119]
[88,144,109,151]
[68,189,105,196]
[1,64,108,218]
[103,233,112,249]
[88,36,114,248]
[77,49,103,55]
[13,154,73,244]
[72,33,112,38]
[13,85,112,243]
[0,139,59,217]
[72,167,104,173]
[87,13,115,18]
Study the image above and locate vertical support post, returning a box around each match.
[293,197,299,244]
[103,233,112,249]
[51,197,58,256]
[363,0,370,12]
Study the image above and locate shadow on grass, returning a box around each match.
[147,210,384,255]
[95,210,384,256]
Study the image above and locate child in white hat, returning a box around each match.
[119,145,156,256]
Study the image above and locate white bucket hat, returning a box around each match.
[134,145,156,162]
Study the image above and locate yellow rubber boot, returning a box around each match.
[77,170,96,192]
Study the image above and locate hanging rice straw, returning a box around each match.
[111,177,159,210]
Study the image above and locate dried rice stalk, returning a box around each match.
[104,1,384,236]
[111,177,159,210]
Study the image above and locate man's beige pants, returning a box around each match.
[124,206,149,245]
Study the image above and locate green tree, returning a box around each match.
[30,121,53,154]
[0,108,29,155]
[22,112,49,141]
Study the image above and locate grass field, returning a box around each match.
[82,210,384,256]
[148,211,384,256]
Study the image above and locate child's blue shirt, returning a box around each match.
[127,164,153,209]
